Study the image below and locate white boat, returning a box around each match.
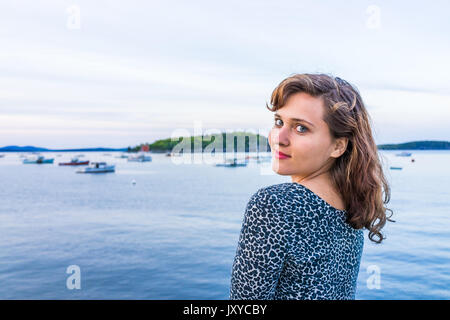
[395,151,412,157]
[166,152,182,157]
[256,156,272,163]
[76,162,115,173]
[245,154,272,163]
[127,153,152,162]
[115,153,130,159]
[215,158,248,167]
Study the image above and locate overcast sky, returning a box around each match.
[1,0,449,149]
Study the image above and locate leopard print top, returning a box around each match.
[229,182,364,300]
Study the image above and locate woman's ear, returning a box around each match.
[331,137,348,158]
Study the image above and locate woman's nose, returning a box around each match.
[270,126,290,146]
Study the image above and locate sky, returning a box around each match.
[0,0,449,149]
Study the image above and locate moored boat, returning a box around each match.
[245,154,272,163]
[115,153,130,159]
[128,153,152,162]
[59,157,90,166]
[215,158,248,167]
[166,152,181,157]
[76,162,115,173]
[23,155,54,164]
[395,151,412,157]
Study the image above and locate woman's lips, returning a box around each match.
[275,151,291,159]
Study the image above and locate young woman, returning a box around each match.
[229,73,393,300]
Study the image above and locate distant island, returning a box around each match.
[131,131,270,153]
[0,146,128,152]
[1,138,449,153]
[376,140,450,150]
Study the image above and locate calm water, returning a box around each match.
[0,151,449,299]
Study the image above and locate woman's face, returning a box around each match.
[268,92,344,182]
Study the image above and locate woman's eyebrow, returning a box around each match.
[274,113,315,128]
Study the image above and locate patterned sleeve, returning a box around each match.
[229,187,292,299]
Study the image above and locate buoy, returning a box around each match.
[131,179,136,185]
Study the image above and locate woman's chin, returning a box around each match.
[271,163,291,175]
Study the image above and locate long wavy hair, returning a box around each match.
[266,73,394,243]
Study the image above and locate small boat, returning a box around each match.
[128,153,152,162]
[257,156,272,163]
[395,151,412,157]
[166,152,181,157]
[76,162,115,173]
[215,158,248,167]
[59,157,90,166]
[252,155,272,163]
[115,153,130,159]
[23,155,54,164]
[244,154,272,163]
[390,166,403,170]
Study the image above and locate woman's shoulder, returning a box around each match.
[248,182,311,214]
[241,184,299,240]
[251,182,312,204]
[250,182,349,223]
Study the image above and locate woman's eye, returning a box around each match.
[275,119,307,133]
[295,124,308,133]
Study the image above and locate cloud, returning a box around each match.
[0,0,449,147]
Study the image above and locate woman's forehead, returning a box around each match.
[277,93,325,125]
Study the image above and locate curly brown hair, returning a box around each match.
[266,73,394,243]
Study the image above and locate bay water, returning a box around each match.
[0,150,448,299]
